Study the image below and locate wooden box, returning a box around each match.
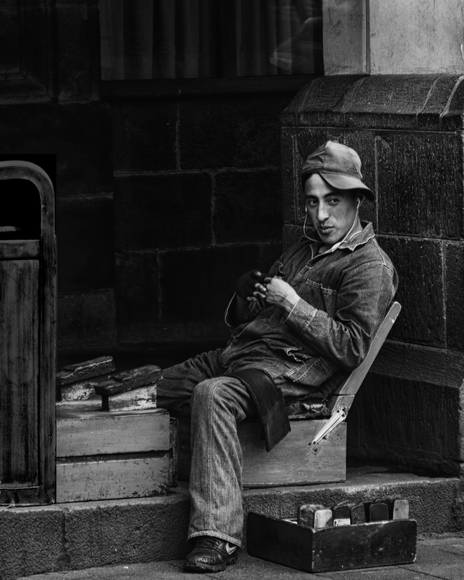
[56,407,174,503]
[247,512,417,573]
[178,417,346,488]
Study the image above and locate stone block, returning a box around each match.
[180,96,289,169]
[376,133,463,239]
[56,103,114,196]
[418,75,462,130]
[0,103,113,196]
[57,195,114,292]
[111,102,177,172]
[64,496,190,568]
[0,507,65,578]
[378,236,445,347]
[351,373,461,474]
[445,243,464,350]
[114,173,212,252]
[213,169,282,244]
[160,245,262,323]
[58,290,117,350]
[55,3,100,100]
[372,341,464,390]
[296,76,364,127]
[115,251,159,343]
[344,75,438,130]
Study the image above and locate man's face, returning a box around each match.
[304,173,359,248]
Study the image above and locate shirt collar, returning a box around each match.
[301,221,376,253]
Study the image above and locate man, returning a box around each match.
[157,140,398,573]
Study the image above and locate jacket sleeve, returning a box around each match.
[284,260,398,370]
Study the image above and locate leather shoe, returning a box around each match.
[184,536,239,573]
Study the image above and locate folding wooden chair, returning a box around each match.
[177,301,402,488]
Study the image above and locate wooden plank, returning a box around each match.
[57,356,116,386]
[95,365,161,396]
[56,454,170,502]
[247,513,417,573]
[60,374,112,401]
[0,240,39,259]
[0,259,39,485]
[101,384,157,411]
[56,408,170,457]
[56,397,102,413]
[177,418,346,487]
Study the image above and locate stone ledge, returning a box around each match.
[0,470,461,579]
[282,74,464,131]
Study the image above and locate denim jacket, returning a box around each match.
[222,222,398,402]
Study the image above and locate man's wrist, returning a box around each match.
[282,294,300,313]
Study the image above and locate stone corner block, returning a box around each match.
[64,495,190,568]
[0,506,66,577]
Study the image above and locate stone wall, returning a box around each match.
[108,93,290,348]
[281,74,464,475]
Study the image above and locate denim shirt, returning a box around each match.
[222,222,398,401]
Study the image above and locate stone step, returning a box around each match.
[1,467,462,579]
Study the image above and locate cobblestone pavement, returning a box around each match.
[20,534,464,580]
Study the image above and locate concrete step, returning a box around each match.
[1,465,463,579]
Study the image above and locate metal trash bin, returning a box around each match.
[0,160,56,505]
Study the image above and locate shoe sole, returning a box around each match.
[184,554,238,573]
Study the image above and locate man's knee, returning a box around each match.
[192,378,229,408]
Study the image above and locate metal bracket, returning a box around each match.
[310,407,347,447]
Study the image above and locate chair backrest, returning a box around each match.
[328,301,401,414]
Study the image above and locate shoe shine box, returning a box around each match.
[247,512,417,573]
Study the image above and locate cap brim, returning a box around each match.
[320,172,374,201]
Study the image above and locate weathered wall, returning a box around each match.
[282,74,464,475]
[324,0,464,75]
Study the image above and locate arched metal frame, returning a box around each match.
[0,161,56,504]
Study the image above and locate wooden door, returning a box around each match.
[0,259,39,487]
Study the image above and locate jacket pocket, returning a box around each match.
[286,356,333,386]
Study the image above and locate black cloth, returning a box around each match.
[225,368,291,451]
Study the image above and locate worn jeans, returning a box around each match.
[157,349,258,548]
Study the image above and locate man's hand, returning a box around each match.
[253,276,300,313]
[235,270,269,300]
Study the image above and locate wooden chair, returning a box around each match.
[177,301,402,488]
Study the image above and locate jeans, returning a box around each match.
[157,349,257,548]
